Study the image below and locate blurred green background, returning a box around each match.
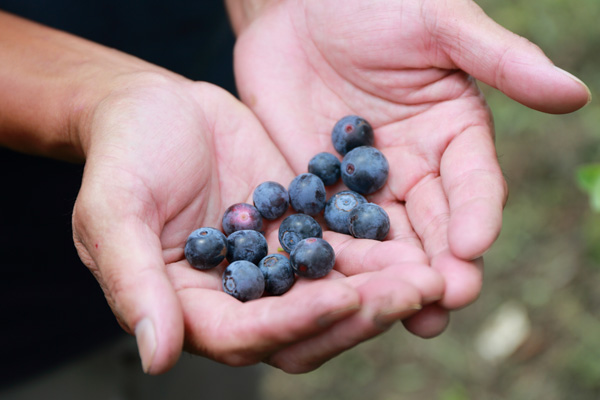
[259,1,600,399]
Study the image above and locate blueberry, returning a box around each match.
[226,230,268,265]
[278,213,323,253]
[324,190,368,234]
[258,254,295,295]
[222,203,263,236]
[341,146,389,195]
[331,115,375,156]
[289,238,336,279]
[222,260,265,302]
[253,181,289,220]
[184,227,228,270]
[308,152,341,186]
[348,203,390,241]
[288,173,327,215]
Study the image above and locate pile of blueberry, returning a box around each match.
[184,116,391,302]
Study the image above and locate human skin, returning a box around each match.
[0,10,444,375]
[227,0,591,369]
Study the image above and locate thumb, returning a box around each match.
[73,194,184,375]
[433,1,591,114]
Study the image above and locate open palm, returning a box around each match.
[233,0,590,337]
[70,74,443,374]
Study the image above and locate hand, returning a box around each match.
[71,73,444,374]
[231,0,590,337]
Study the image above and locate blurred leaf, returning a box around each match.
[438,384,470,400]
[576,164,600,212]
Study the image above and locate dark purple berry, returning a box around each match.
[258,254,295,295]
[348,203,390,241]
[308,152,341,186]
[288,173,326,215]
[324,190,368,234]
[341,146,389,195]
[222,203,263,236]
[253,181,289,220]
[226,230,268,265]
[184,227,228,270]
[222,260,265,302]
[331,115,374,156]
[289,238,336,279]
[278,213,322,253]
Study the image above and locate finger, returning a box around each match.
[179,279,360,367]
[73,206,184,375]
[405,175,483,309]
[441,124,508,260]
[264,275,423,373]
[433,0,590,113]
[403,303,450,339]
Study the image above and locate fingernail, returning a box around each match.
[554,66,592,105]
[135,317,157,374]
[317,305,361,328]
[374,304,422,330]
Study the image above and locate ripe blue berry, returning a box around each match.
[290,238,336,279]
[278,213,322,253]
[184,227,228,270]
[324,190,368,234]
[348,203,390,241]
[253,181,289,220]
[226,230,268,265]
[222,203,263,236]
[258,254,295,295]
[222,260,265,302]
[308,152,341,186]
[288,173,326,215]
[331,115,374,156]
[341,146,389,195]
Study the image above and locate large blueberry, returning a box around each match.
[341,146,389,195]
[258,254,295,295]
[278,213,322,253]
[253,181,289,220]
[222,260,265,302]
[324,190,368,234]
[308,152,341,186]
[288,173,326,215]
[289,238,336,279]
[222,203,263,236]
[331,115,374,156]
[226,230,268,265]
[184,227,228,270]
[348,203,390,241]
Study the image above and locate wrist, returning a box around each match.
[0,11,184,162]
[225,0,279,35]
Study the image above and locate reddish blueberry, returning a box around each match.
[222,203,263,236]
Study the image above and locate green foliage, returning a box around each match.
[576,164,600,212]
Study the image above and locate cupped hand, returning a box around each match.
[232,0,590,338]
[71,73,444,375]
